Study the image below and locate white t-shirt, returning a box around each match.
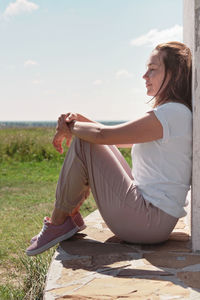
[131,102,192,218]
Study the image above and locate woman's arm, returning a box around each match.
[68,111,163,145]
[65,113,132,147]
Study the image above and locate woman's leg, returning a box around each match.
[27,138,134,256]
[54,137,178,244]
[52,139,133,222]
[27,137,178,256]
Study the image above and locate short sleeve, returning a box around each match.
[153,106,170,143]
[151,102,192,143]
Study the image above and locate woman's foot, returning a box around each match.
[30,212,86,244]
[26,216,79,256]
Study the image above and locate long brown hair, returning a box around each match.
[153,41,192,110]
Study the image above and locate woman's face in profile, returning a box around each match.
[143,50,170,97]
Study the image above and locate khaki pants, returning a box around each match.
[55,137,178,244]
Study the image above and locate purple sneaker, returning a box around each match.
[30,212,86,244]
[26,216,79,256]
[73,212,86,232]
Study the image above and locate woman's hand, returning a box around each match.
[65,112,78,123]
[52,114,73,154]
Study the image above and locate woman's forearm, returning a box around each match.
[68,121,132,147]
[68,112,163,145]
[68,121,134,145]
[69,121,104,144]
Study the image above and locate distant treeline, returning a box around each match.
[0,121,57,128]
[0,120,126,128]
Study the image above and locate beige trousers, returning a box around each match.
[55,137,178,244]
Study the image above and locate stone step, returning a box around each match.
[44,209,200,300]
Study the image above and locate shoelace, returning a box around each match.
[37,223,48,240]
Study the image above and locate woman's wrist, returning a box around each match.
[67,119,76,133]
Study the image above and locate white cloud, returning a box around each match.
[130,25,183,48]
[93,79,103,86]
[115,70,133,79]
[4,0,39,18]
[24,60,39,67]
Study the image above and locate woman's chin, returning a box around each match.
[146,90,154,97]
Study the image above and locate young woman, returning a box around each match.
[26,41,192,256]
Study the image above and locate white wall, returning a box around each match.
[184,0,200,252]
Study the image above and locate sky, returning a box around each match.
[0,0,183,121]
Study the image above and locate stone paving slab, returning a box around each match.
[44,210,200,300]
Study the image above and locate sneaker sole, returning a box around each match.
[77,224,86,232]
[26,226,79,256]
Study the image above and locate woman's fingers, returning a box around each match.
[58,114,66,120]
[65,113,77,123]
[52,132,64,154]
[57,112,77,124]
[53,126,72,153]
[58,115,66,124]
[54,113,75,152]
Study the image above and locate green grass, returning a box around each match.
[0,127,64,163]
[0,127,131,299]
[0,159,96,299]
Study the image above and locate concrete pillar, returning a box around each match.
[184,0,200,252]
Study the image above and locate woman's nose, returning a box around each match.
[143,71,148,79]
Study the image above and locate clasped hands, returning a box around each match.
[52,113,77,154]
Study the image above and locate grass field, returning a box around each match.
[0,127,131,299]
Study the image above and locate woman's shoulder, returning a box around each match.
[152,102,192,139]
[154,101,192,117]
[153,102,192,130]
